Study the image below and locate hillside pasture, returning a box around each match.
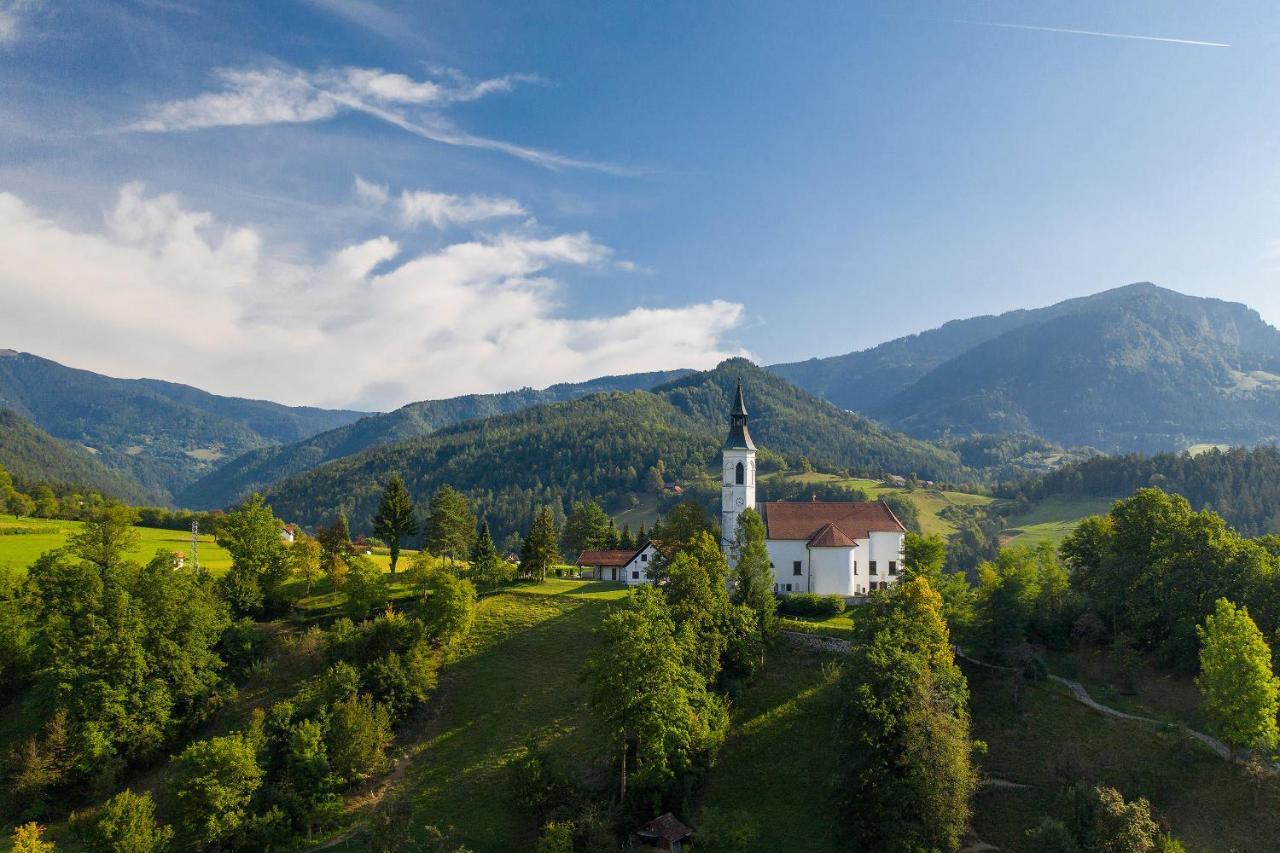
[0,516,234,574]
[999,495,1114,547]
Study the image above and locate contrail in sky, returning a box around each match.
[949,19,1231,48]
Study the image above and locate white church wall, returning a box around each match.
[764,539,809,594]
[809,546,856,596]
[866,531,906,587]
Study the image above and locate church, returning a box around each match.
[720,380,907,598]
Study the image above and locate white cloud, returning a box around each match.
[353,175,390,207]
[130,65,627,173]
[0,185,745,409]
[0,0,38,45]
[399,189,526,228]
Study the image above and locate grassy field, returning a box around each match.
[0,516,234,574]
[999,495,1114,548]
[697,644,845,851]
[0,516,418,577]
[325,579,630,851]
[762,472,995,537]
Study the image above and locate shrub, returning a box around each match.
[777,593,846,617]
[75,789,174,853]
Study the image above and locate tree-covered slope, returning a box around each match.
[260,360,967,542]
[0,350,367,500]
[1012,445,1280,537]
[771,283,1280,452]
[177,369,691,508]
[0,408,158,503]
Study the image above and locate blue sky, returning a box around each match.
[1,1,1277,409]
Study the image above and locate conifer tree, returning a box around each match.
[520,508,560,582]
[316,513,353,589]
[1197,598,1280,756]
[619,524,636,551]
[424,485,477,569]
[562,500,613,557]
[372,474,418,575]
[471,519,504,588]
[731,508,777,656]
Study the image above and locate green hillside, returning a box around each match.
[0,408,157,504]
[773,283,1280,453]
[259,360,968,543]
[0,350,366,501]
[177,369,690,509]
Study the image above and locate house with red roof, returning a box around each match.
[720,379,906,598]
[577,542,661,584]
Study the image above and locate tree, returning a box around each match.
[372,474,419,575]
[619,524,636,551]
[215,493,291,616]
[470,520,508,588]
[585,585,728,807]
[651,501,716,554]
[423,572,477,646]
[730,508,776,659]
[9,490,35,519]
[664,532,732,685]
[326,693,393,781]
[10,823,56,853]
[424,485,477,568]
[1196,597,1280,756]
[169,734,264,847]
[562,500,613,558]
[519,507,560,582]
[344,556,390,620]
[78,789,174,853]
[534,821,573,853]
[32,485,59,519]
[836,577,977,850]
[1028,783,1162,853]
[903,533,974,639]
[290,534,322,595]
[69,502,140,572]
[316,513,352,589]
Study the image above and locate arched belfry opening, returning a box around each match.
[735,461,745,485]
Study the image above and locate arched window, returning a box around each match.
[735,461,745,485]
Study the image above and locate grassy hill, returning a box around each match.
[0,515,233,575]
[0,408,158,504]
[177,369,691,510]
[0,350,366,501]
[258,360,968,544]
[773,283,1280,453]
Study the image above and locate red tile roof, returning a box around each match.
[760,500,905,541]
[807,521,857,548]
[576,548,639,568]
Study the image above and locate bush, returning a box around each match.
[74,789,174,852]
[777,593,846,617]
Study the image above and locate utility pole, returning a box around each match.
[191,519,200,572]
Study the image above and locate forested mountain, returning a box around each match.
[177,369,691,508]
[0,350,367,501]
[1011,445,1280,537]
[261,360,967,542]
[0,408,157,503]
[771,283,1280,452]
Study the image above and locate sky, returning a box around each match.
[2,1,1279,411]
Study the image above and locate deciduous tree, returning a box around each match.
[169,733,264,847]
[1196,597,1280,756]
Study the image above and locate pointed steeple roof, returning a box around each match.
[724,377,755,450]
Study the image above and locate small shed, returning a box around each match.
[629,813,692,852]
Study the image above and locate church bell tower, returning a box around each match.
[721,377,756,555]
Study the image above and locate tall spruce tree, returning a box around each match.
[425,485,477,569]
[520,508,560,582]
[471,520,504,588]
[371,474,418,575]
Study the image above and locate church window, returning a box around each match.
[869,560,878,575]
[735,461,744,485]
[792,560,802,576]
[888,561,898,575]
[785,583,792,592]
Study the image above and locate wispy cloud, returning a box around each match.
[0,0,38,46]
[948,19,1230,48]
[354,177,527,228]
[129,65,630,174]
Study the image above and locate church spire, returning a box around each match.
[724,377,756,450]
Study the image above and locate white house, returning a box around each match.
[577,542,661,585]
[719,379,906,598]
